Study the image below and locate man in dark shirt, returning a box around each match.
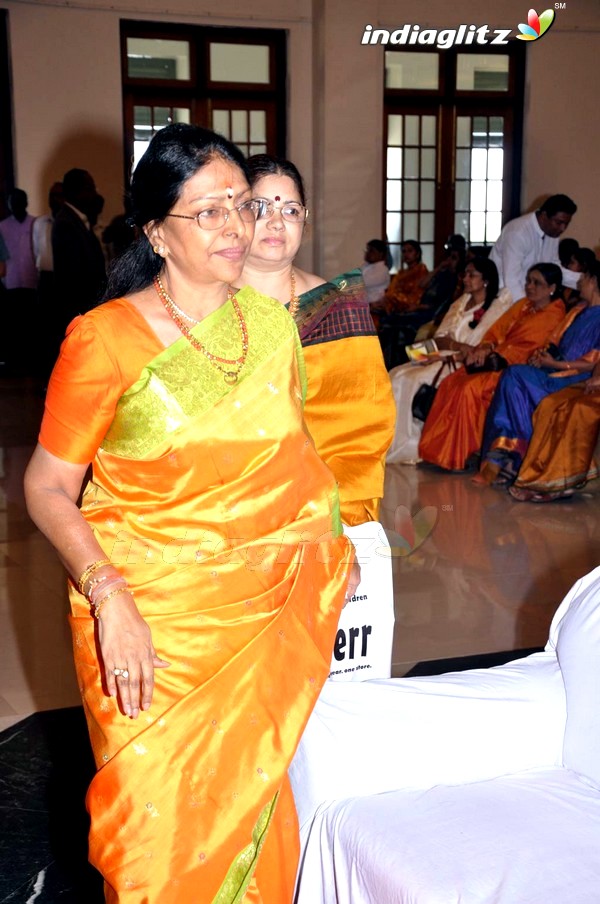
[52,168,106,339]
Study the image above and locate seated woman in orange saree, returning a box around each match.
[418,264,566,472]
[510,377,600,502]
[36,289,352,903]
[379,241,428,314]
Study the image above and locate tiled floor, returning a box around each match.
[1,374,599,900]
[381,460,600,676]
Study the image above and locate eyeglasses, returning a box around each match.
[254,199,309,224]
[166,199,261,231]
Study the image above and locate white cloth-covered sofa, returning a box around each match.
[290,566,600,903]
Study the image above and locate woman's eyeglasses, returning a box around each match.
[166,199,261,231]
[254,199,309,224]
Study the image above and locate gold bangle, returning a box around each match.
[84,573,111,600]
[77,559,111,595]
[93,586,131,619]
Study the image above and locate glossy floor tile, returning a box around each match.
[381,461,600,676]
[0,382,81,733]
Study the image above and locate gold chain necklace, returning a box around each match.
[288,268,300,318]
[153,276,249,385]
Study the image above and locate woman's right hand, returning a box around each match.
[530,350,556,369]
[98,593,170,718]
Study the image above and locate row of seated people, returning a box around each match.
[386,255,600,503]
[372,236,467,370]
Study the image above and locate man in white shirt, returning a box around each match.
[489,194,578,303]
[32,181,64,381]
[361,239,390,304]
[32,181,63,277]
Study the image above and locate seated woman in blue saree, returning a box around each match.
[476,262,600,486]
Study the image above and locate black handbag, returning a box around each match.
[411,357,457,422]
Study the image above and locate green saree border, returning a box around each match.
[212,793,278,904]
[99,288,300,459]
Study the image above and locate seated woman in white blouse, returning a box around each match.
[386,257,513,464]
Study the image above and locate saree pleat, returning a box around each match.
[292,270,395,526]
[418,298,566,471]
[513,385,600,496]
[43,290,352,903]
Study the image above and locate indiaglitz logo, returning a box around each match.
[376,505,438,558]
[516,8,555,40]
[361,23,512,48]
[361,8,558,48]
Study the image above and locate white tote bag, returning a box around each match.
[328,520,395,681]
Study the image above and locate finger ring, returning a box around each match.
[113,668,129,678]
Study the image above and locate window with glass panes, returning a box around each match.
[121,22,285,184]
[384,45,524,271]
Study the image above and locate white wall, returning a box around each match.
[5,0,314,248]
[5,0,600,277]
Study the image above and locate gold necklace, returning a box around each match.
[288,268,300,318]
[153,276,249,385]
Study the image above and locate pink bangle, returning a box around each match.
[94,586,131,619]
[88,577,127,608]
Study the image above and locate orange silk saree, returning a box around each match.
[512,384,600,499]
[40,289,353,903]
[383,262,429,313]
[293,270,395,526]
[418,298,566,471]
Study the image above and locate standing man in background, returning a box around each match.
[52,168,106,334]
[490,194,578,303]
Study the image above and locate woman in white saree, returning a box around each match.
[386,257,512,465]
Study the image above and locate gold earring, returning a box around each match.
[153,245,166,256]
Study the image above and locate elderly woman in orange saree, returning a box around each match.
[418,264,566,472]
[24,125,355,903]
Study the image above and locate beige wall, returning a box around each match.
[5,0,600,276]
[319,0,600,273]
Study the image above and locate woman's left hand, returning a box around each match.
[585,373,600,394]
[344,560,361,605]
[465,345,489,367]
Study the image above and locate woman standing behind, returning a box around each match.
[241,155,395,526]
[24,125,355,903]
[418,263,566,472]
[386,257,512,464]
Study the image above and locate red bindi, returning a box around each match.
[274,196,281,201]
